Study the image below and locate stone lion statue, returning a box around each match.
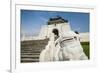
[39,31,88,62]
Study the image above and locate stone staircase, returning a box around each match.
[21,39,48,63]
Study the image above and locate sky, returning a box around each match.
[21,10,89,36]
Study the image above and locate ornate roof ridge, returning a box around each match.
[47,16,68,25]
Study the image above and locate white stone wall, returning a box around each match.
[79,32,89,42]
[21,32,89,42]
[39,22,71,38]
[21,22,89,42]
[38,25,48,38]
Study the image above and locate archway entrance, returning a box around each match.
[52,29,59,40]
[52,29,59,36]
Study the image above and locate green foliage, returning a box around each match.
[81,42,90,59]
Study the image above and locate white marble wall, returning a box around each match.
[39,22,71,38]
[21,22,89,42]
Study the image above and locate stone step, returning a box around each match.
[21,47,45,49]
[21,51,41,53]
[21,52,41,54]
[21,58,39,62]
[21,39,48,63]
[21,55,39,58]
[21,57,39,59]
[21,49,42,51]
[21,48,43,50]
[21,49,44,52]
[21,51,42,53]
[21,53,40,55]
[21,46,45,48]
